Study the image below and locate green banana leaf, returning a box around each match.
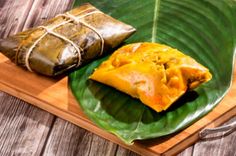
[69,0,236,144]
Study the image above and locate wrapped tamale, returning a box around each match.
[90,43,212,112]
[0,3,136,76]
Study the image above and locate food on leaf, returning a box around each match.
[90,42,212,112]
[0,3,136,76]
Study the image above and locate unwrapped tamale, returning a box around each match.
[90,43,212,112]
[0,3,136,76]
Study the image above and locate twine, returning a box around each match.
[61,12,104,56]
[25,10,104,72]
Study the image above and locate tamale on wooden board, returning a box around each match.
[1,0,236,156]
[0,54,236,156]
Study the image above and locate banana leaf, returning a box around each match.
[69,0,236,144]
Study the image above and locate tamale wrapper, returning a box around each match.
[0,3,136,76]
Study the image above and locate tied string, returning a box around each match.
[61,12,104,56]
[25,10,104,72]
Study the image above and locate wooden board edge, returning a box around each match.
[0,82,160,156]
[162,106,236,156]
[1,81,236,156]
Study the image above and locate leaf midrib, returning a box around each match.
[152,0,161,42]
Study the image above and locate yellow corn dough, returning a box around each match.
[90,42,212,112]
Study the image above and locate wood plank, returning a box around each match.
[116,146,140,156]
[0,1,56,155]
[178,146,193,156]
[22,0,73,28]
[0,0,77,156]
[0,92,54,156]
[192,117,236,156]
[42,118,118,156]
[0,0,34,37]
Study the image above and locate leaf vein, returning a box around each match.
[152,0,161,42]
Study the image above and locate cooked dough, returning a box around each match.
[90,42,212,112]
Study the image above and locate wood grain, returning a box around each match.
[178,147,193,156]
[192,117,236,156]
[0,0,34,37]
[22,0,73,28]
[0,92,54,156]
[0,1,55,156]
[0,0,235,156]
[42,118,118,156]
[116,146,140,156]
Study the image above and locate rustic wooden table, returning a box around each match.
[0,0,235,155]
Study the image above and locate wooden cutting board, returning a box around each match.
[0,53,235,156]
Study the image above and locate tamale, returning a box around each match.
[90,43,212,112]
[0,3,136,76]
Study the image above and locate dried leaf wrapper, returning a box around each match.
[0,3,136,76]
